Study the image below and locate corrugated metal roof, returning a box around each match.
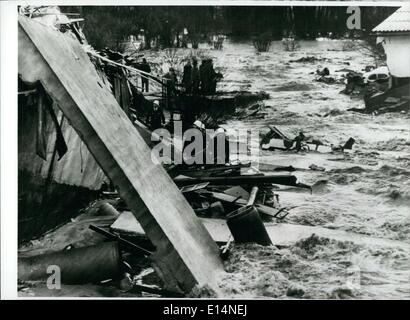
[373,5,410,33]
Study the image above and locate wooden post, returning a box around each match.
[18,16,224,294]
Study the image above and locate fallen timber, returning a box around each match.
[89,224,152,256]
[18,16,224,294]
[181,91,269,110]
[168,162,251,178]
[174,174,301,188]
[202,191,288,218]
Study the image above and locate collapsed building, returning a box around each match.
[18,6,162,242]
[18,8,225,294]
[17,6,329,297]
[18,6,107,242]
[373,5,410,87]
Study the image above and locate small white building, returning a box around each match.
[373,5,410,83]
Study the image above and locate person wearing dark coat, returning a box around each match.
[147,100,165,131]
[163,67,178,114]
[139,58,151,92]
[191,59,200,94]
[182,61,193,93]
[208,59,219,94]
[164,67,178,94]
[199,59,210,94]
[199,59,220,95]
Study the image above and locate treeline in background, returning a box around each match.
[61,6,397,50]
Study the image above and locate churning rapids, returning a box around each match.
[147,39,410,299]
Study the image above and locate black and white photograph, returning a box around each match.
[1,0,409,303]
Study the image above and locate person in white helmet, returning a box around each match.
[182,120,207,165]
[193,120,205,131]
[207,127,230,164]
[146,100,165,131]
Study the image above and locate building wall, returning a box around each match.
[379,34,410,78]
[18,97,107,242]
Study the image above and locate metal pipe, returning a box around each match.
[18,242,122,284]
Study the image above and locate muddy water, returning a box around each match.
[207,40,410,299]
[18,40,409,299]
[146,40,409,299]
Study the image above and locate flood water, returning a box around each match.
[147,39,410,299]
[20,40,409,299]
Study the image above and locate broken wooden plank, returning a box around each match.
[223,186,250,200]
[206,191,282,218]
[170,163,250,178]
[18,16,224,294]
[88,224,152,256]
[246,187,258,206]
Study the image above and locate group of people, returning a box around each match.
[180,58,223,95]
[146,105,230,165]
[140,55,226,159]
[137,56,222,97]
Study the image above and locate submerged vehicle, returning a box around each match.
[362,66,390,84]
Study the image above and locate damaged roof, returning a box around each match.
[373,5,410,34]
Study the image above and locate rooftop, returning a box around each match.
[373,5,410,33]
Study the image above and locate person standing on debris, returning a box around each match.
[182,60,193,93]
[163,67,178,117]
[199,59,208,94]
[199,59,221,95]
[183,120,207,165]
[191,58,200,94]
[208,127,230,164]
[199,59,213,95]
[164,67,178,94]
[208,59,218,94]
[146,100,165,131]
[139,58,151,93]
